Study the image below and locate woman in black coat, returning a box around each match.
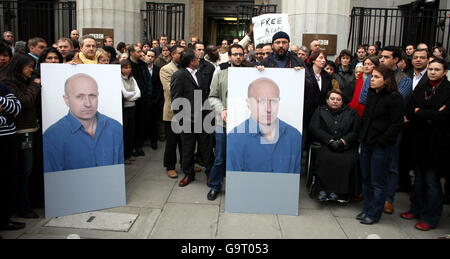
[304,51,333,150]
[401,59,450,231]
[334,50,356,103]
[358,65,404,225]
[309,89,361,203]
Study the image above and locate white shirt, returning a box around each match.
[148,64,153,77]
[186,67,199,86]
[315,73,322,91]
[413,68,427,90]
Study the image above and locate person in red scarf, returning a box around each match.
[348,56,380,117]
[401,58,450,231]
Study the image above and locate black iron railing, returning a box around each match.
[0,0,76,44]
[236,4,277,39]
[348,7,450,53]
[141,2,185,42]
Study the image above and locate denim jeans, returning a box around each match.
[385,131,402,203]
[360,144,394,221]
[209,126,227,191]
[409,168,443,228]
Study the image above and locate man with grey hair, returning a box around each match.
[3,31,14,51]
[43,73,124,173]
[71,35,98,64]
[226,77,302,174]
[310,39,321,53]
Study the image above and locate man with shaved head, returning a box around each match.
[226,77,302,174]
[43,73,124,173]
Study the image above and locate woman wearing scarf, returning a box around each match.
[401,59,450,231]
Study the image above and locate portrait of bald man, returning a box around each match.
[43,73,124,173]
[227,77,302,174]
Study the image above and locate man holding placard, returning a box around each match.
[259,32,305,69]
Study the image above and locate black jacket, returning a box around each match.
[150,64,164,105]
[260,51,306,68]
[304,67,333,127]
[360,87,404,147]
[171,67,210,124]
[129,58,152,97]
[405,78,450,172]
[309,105,361,148]
[198,59,215,91]
[334,65,356,103]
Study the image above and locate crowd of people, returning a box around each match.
[0,25,449,238]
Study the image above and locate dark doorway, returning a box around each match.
[204,0,253,46]
[204,0,277,46]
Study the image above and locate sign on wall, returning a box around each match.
[302,34,338,55]
[82,28,114,48]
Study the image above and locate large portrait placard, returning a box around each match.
[226,68,305,216]
[41,64,126,218]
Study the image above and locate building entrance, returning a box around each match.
[204,0,277,46]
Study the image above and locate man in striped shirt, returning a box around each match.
[0,81,25,232]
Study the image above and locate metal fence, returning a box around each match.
[348,7,450,53]
[141,2,185,42]
[0,0,76,44]
[236,4,277,39]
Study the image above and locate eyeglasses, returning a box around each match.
[231,53,244,57]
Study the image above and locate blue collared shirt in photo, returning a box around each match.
[227,118,302,174]
[43,112,124,173]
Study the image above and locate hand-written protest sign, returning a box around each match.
[252,13,291,46]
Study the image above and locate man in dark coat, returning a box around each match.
[260,31,306,69]
[128,44,152,157]
[171,49,214,188]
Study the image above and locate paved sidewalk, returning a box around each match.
[2,143,449,239]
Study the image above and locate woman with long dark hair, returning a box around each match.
[358,64,404,225]
[401,59,450,231]
[1,53,41,219]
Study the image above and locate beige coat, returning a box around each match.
[160,61,179,121]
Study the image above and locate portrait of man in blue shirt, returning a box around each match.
[43,73,124,173]
[227,77,302,174]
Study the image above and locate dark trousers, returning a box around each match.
[410,167,443,228]
[181,130,214,177]
[0,134,18,225]
[134,97,152,149]
[149,100,163,144]
[360,144,394,221]
[164,121,182,171]
[15,132,35,214]
[398,126,413,191]
[123,107,136,158]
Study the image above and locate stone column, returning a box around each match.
[76,0,142,45]
[281,0,351,57]
[189,0,204,41]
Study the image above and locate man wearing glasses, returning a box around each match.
[227,77,302,174]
